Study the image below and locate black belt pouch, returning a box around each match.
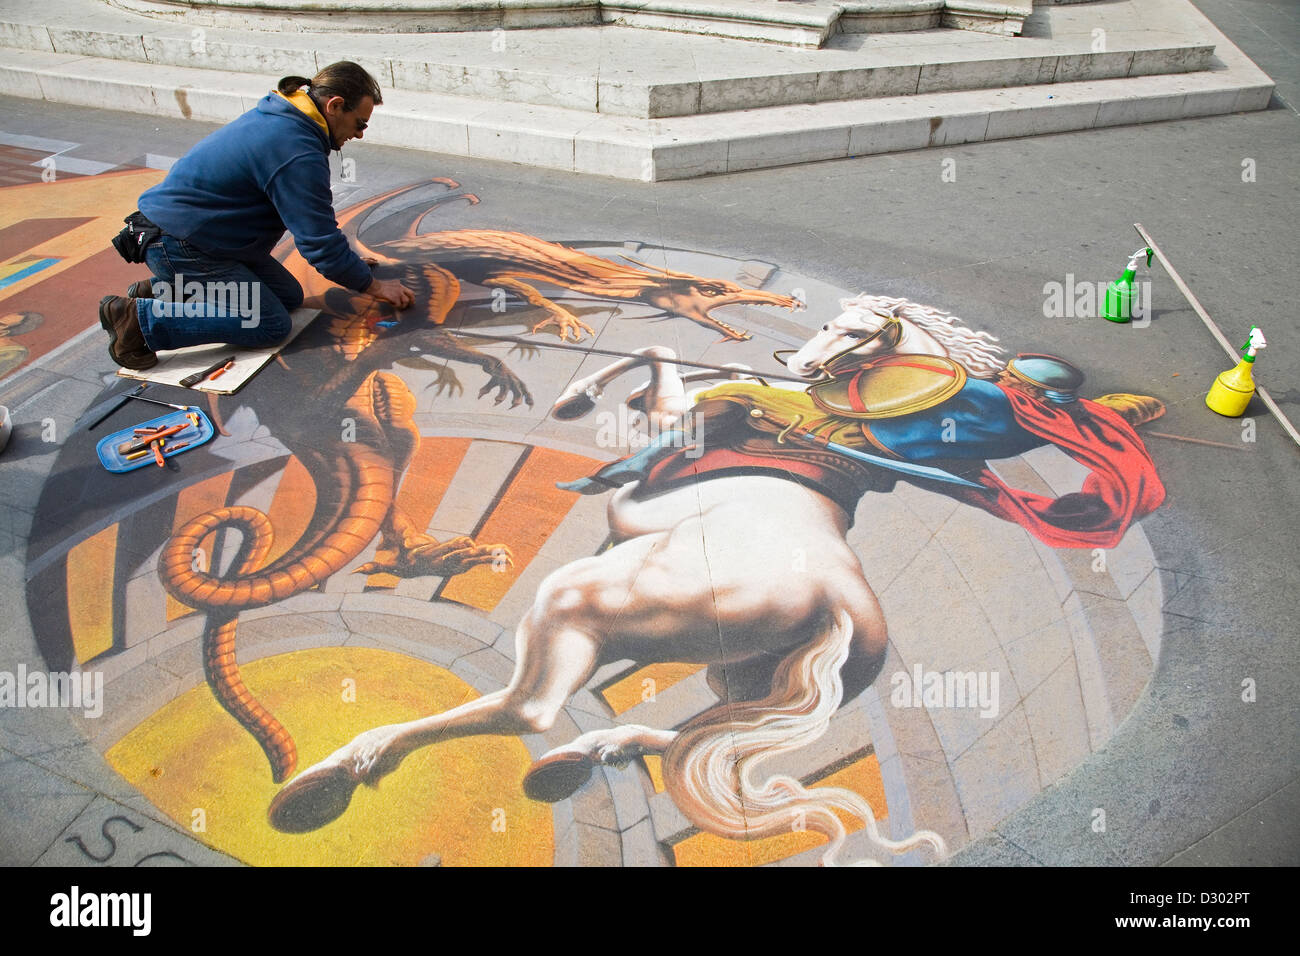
[111,211,163,264]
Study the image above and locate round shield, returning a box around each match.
[809,353,968,420]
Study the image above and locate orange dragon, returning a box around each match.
[157,179,803,783]
[303,181,801,405]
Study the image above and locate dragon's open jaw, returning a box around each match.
[692,291,804,342]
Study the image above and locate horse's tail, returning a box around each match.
[661,610,948,866]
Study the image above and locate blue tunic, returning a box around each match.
[868,378,1045,463]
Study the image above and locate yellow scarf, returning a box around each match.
[275,89,329,139]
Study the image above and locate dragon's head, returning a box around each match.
[623,259,803,341]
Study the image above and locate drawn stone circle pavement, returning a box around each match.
[24,179,1166,867]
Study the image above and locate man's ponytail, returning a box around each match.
[280,63,382,111]
[277,75,312,96]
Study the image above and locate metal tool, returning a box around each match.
[1135,221,1299,448]
[180,355,238,388]
[78,385,191,432]
[123,393,192,412]
[78,383,148,432]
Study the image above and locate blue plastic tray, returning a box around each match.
[96,406,214,473]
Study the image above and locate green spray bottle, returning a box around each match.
[1102,247,1153,322]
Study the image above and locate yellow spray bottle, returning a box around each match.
[1206,326,1266,416]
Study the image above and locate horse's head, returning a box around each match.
[782,299,905,379]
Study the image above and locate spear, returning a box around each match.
[447,329,812,384]
[458,329,1227,453]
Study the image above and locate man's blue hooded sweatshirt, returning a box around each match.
[138,92,372,293]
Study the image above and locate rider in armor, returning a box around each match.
[558,319,1164,549]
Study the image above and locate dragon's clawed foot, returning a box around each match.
[426,362,465,398]
[354,531,515,578]
[530,313,595,343]
[478,359,534,408]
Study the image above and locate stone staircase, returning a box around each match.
[0,0,1276,180]
[105,0,1036,46]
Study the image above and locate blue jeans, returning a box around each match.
[137,235,302,351]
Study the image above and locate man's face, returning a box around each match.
[323,95,374,149]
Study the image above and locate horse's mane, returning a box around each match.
[839,293,1007,379]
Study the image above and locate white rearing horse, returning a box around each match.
[268,293,997,866]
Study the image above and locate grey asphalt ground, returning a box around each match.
[0,0,1296,868]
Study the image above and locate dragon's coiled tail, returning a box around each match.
[662,610,948,866]
[158,440,397,781]
[158,446,394,610]
[176,506,297,780]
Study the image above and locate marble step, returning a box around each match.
[0,32,1272,182]
[103,0,1034,47]
[0,0,1216,119]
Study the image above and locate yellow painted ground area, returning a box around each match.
[671,753,888,867]
[107,646,552,866]
[601,662,705,716]
[66,524,117,664]
[440,446,597,611]
[642,755,665,792]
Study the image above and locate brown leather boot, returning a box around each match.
[126,279,154,299]
[98,296,157,370]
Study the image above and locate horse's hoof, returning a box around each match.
[522,751,594,803]
[550,394,596,421]
[268,762,360,833]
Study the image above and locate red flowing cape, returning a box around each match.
[952,387,1165,549]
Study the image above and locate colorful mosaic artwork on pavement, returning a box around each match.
[0,141,165,380]
[20,179,1170,867]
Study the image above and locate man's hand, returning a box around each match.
[367,277,415,309]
